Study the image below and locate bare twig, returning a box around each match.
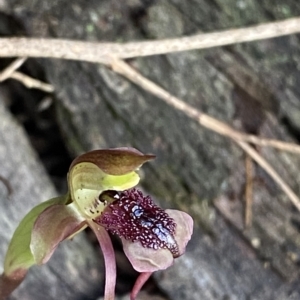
[0,57,54,92]
[110,58,300,154]
[238,141,300,212]
[0,18,299,209]
[239,138,300,154]
[245,155,253,228]
[110,58,300,212]
[10,71,54,92]
[0,21,299,150]
[0,17,299,63]
[0,57,27,81]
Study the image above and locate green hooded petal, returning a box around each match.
[4,195,68,277]
[68,148,155,219]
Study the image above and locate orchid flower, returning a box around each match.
[0,148,193,300]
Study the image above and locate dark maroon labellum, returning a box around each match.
[94,189,179,257]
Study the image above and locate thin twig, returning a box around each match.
[0,57,27,81]
[0,17,299,63]
[238,141,300,212]
[110,58,300,212]
[10,71,54,93]
[0,24,299,151]
[0,57,54,92]
[0,18,299,209]
[245,155,253,228]
[110,58,300,154]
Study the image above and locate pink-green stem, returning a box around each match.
[88,221,116,300]
[0,271,26,300]
[130,272,152,300]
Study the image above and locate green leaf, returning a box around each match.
[4,195,68,276]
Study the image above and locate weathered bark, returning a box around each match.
[2,0,300,299]
[0,97,104,299]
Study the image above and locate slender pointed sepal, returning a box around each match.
[4,195,69,277]
[30,202,87,264]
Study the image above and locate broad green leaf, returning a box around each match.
[4,195,68,276]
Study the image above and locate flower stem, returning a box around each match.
[130,272,152,300]
[0,271,26,300]
[88,221,116,300]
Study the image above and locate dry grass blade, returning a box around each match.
[110,57,300,212]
